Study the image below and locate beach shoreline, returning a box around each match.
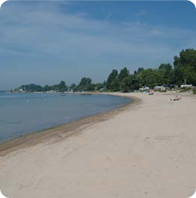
[1,92,196,198]
[0,93,141,157]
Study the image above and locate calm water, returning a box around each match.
[0,93,130,144]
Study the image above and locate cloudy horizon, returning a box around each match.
[0,1,196,90]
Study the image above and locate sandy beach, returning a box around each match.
[0,92,196,198]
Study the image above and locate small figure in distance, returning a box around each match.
[170,95,182,101]
[149,89,154,95]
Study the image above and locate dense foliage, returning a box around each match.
[173,49,196,86]
[104,49,196,92]
[15,49,196,93]
[17,81,68,93]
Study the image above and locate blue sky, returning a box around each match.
[0,1,196,89]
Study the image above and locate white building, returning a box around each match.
[154,86,166,91]
[180,84,193,89]
[139,87,150,92]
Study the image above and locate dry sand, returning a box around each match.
[0,92,196,198]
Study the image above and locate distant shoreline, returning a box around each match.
[0,93,138,156]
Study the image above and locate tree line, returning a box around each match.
[15,78,105,93]
[15,49,196,93]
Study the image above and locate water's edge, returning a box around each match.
[0,94,141,156]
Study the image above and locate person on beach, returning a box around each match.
[149,90,154,95]
[170,95,182,101]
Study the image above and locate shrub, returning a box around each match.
[180,87,192,92]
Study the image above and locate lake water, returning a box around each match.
[0,93,130,144]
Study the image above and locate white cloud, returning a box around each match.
[0,2,195,89]
[0,6,191,57]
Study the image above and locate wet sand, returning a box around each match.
[0,94,138,156]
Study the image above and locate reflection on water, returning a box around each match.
[0,93,130,144]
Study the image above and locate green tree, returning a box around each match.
[110,78,120,91]
[20,84,43,92]
[158,63,174,85]
[106,69,119,91]
[93,83,104,91]
[70,83,77,92]
[58,81,68,92]
[119,67,130,91]
[77,77,92,91]
[174,49,196,85]
[118,67,129,82]
[120,75,139,92]
[138,69,159,88]
[79,78,92,87]
[43,85,51,92]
